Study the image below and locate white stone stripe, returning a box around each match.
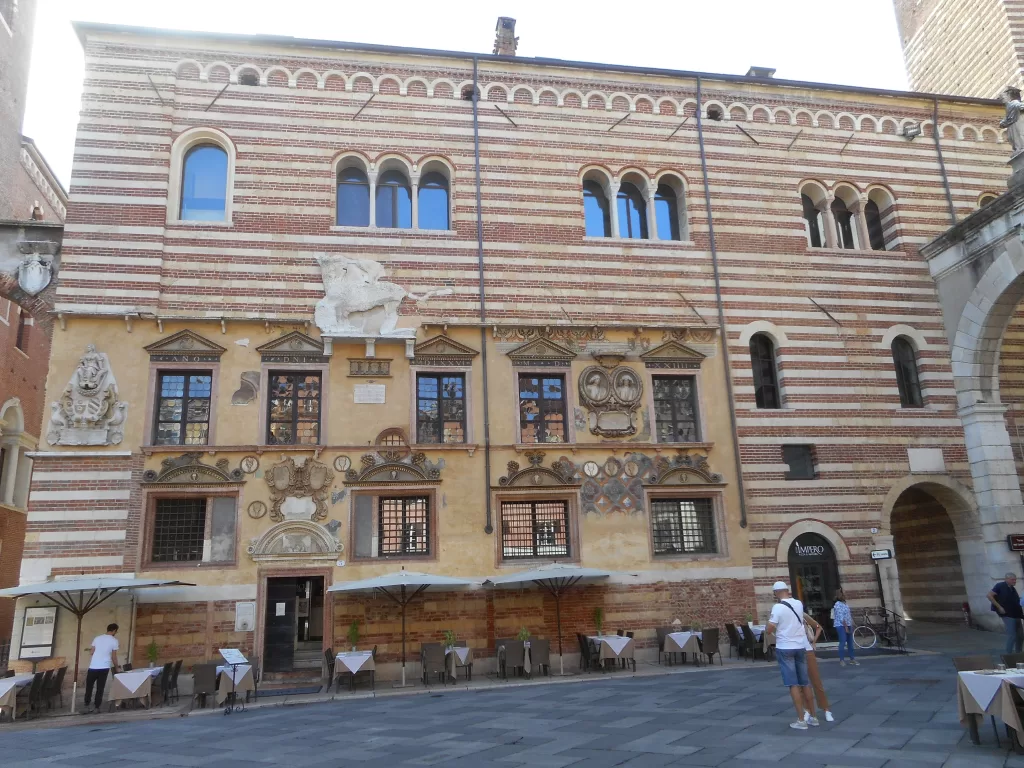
[28,509,130,522]
[32,471,132,481]
[29,489,132,501]
[21,555,124,568]
[138,584,258,603]
[35,530,126,543]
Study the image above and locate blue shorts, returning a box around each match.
[776,648,809,687]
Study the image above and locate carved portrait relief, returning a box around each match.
[577,365,643,437]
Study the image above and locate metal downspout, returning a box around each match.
[932,98,957,226]
[696,76,748,529]
[472,57,495,534]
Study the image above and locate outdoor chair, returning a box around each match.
[36,670,53,713]
[740,625,766,661]
[617,629,625,636]
[576,634,589,671]
[156,662,173,706]
[45,666,66,710]
[700,628,722,666]
[1003,653,1024,668]
[656,627,669,665]
[167,660,182,703]
[324,648,336,691]
[452,640,472,680]
[530,639,550,676]
[122,663,132,671]
[4,670,13,677]
[421,642,446,686]
[248,655,260,701]
[724,623,742,658]
[500,640,526,679]
[191,663,218,709]
[15,672,43,719]
[954,655,1000,746]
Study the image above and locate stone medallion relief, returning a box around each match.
[578,361,643,437]
[46,345,128,446]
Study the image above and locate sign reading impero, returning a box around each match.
[792,541,827,557]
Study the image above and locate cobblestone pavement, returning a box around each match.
[4,651,1024,767]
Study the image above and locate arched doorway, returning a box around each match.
[891,486,969,623]
[788,533,839,637]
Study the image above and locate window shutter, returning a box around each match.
[354,495,374,557]
[209,497,237,562]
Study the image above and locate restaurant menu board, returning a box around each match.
[219,648,248,665]
[20,606,57,659]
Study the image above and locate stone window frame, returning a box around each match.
[346,486,440,564]
[644,487,729,563]
[256,361,331,447]
[140,487,241,571]
[142,362,221,448]
[166,127,237,226]
[643,367,708,446]
[510,367,578,446]
[492,488,581,568]
[408,363,475,446]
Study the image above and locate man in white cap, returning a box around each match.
[766,581,818,730]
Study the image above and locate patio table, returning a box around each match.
[957,670,1024,742]
[589,635,635,662]
[444,646,472,681]
[109,667,161,708]
[215,664,255,704]
[665,631,702,656]
[335,651,374,690]
[497,641,531,677]
[0,673,36,720]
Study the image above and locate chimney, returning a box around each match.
[494,17,518,56]
[745,66,776,79]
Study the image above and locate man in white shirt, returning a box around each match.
[766,581,818,730]
[84,623,120,712]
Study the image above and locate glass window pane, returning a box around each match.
[655,196,676,240]
[419,173,449,230]
[583,181,611,237]
[337,180,370,226]
[180,145,228,221]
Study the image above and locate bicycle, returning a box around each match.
[852,607,907,652]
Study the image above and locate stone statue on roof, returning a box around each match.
[1000,86,1024,155]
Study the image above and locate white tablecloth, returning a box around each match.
[215,664,255,704]
[336,651,374,675]
[666,631,701,655]
[590,635,634,659]
[0,673,36,718]
[109,667,161,704]
[960,671,1024,710]
[445,646,472,679]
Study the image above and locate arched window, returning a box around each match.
[336,166,370,227]
[180,145,228,221]
[617,182,648,239]
[654,184,681,241]
[891,337,923,408]
[830,197,856,249]
[376,170,412,228]
[418,171,450,230]
[801,194,823,248]
[980,193,999,207]
[864,200,886,251]
[749,334,780,409]
[583,179,611,237]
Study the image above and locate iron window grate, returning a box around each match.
[152,498,206,562]
[500,500,569,559]
[651,498,717,555]
[379,496,430,556]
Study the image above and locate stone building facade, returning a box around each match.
[0,0,67,667]
[8,20,1013,677]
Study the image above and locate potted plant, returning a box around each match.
[442,629,457,649]
[745,612,754,626]
[516,626,530,642]
[593,606,604,636]
[146,640,158,668]
[347,620,360,652]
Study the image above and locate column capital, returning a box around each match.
[958,401,1010,420]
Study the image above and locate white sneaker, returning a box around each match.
[806,717,820,727]
[825,711,834,722]
[839,660,846,667]
[851,660,860,666]
[790,720,809,730]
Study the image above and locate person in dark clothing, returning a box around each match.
[988,573,1024,654]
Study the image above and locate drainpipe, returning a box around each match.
[932,98,957,226]
[696,76,749,529]
[472,57,495,534]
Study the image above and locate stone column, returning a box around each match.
[410,171,420,230]
[1,443,18,505]
[367,170,378,227]
[852,198,872,251]
[870,533,905,618]
[821,195,838,248]
[646,182,658,240]
[958,401,1024,629]
[609,180,621,238]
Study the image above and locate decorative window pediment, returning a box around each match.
[640,341,706,370]
[507,337,576,367]
[247,520,342,562]
[496,450,579,488]
[142,453,245,484]
[647,453,724,485]
[412,335,479,366]
[344,452,442,486]
[256,331,325,364]
[144,330,226,363]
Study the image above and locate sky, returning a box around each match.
[23,0,910,188]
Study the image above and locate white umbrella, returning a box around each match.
[327,569,477,687]
[0,577,194,712]
[485,564,614,676]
